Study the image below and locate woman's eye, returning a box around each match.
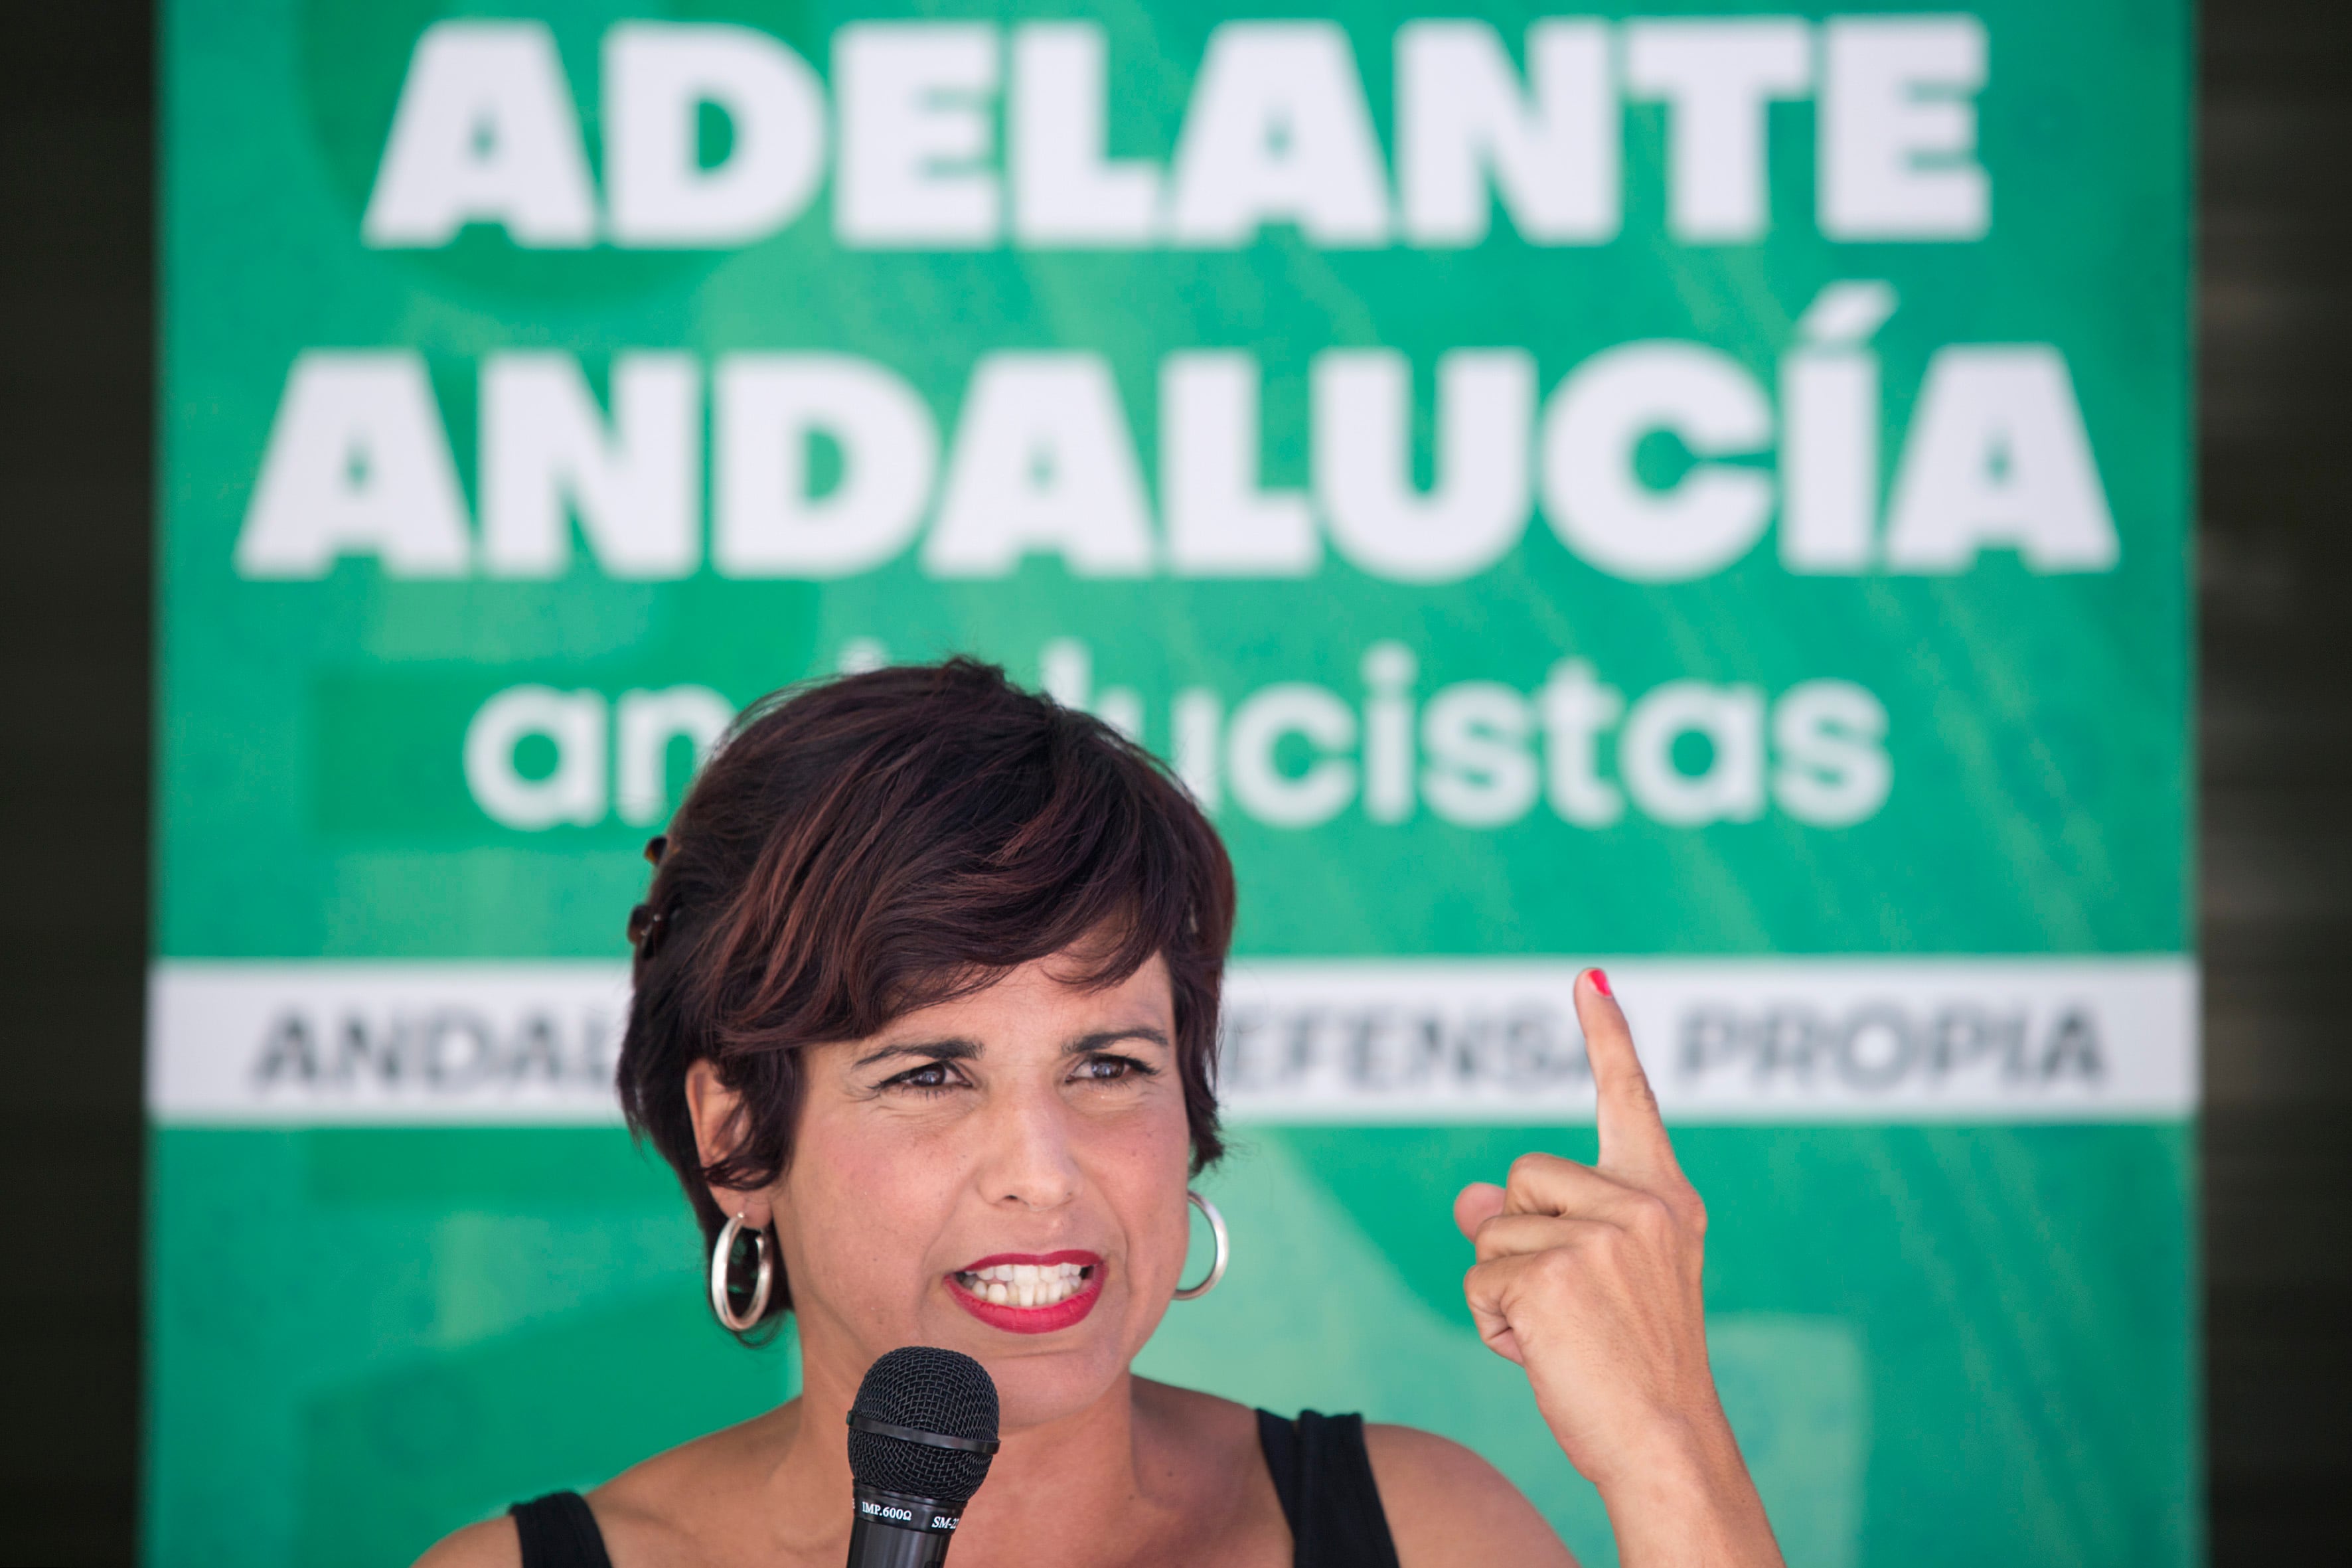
[1073,1054,1153,1084]
[884,1061,959,1094]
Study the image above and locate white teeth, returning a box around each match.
[957,1261,1095,1308]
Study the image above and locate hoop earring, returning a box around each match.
[708,1210,774,1332]
[1173,1190,1229,1300]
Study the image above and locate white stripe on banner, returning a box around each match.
[145,957,2197,1127]
[149,962,633,1127]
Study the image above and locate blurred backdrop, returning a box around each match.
[0,1,2343,1564]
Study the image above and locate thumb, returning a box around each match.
[1454,1181,1506,1242]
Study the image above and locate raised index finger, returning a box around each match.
[1576,968,1681,1181]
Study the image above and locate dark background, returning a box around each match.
[2,3,2343,1562]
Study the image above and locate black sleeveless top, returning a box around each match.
[509,1409,1401,1568]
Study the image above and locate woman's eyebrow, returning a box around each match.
[1063,1027,1172,1057]
[852,1036,980,1071]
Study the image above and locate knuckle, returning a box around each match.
[1462,1259,1509,1304]
[1682,1190,1709,1236]
[1533,1248,1582,1289]
[1507,1150,1556,1190]
[1628,1192,1675,1237]
[1654,1176,1707,1232]
[1487,1218,1549,1263]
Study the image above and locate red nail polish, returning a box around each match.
[1590,968,1612,998]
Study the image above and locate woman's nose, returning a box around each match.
[975,1087,1083,1212]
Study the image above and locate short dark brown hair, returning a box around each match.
[618,657,1237,1331]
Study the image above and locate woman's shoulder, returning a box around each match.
[408,1407,783,1568]
[1362,1424,1579,1568]
[1131,1375,1271,1450]
[1138,1381,1574,1567]
[412,1515,520,1568]
[577,1405,785,1559]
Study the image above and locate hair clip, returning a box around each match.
[644,834,669,867]
[627,902,670,955]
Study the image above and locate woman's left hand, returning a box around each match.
[1454,969,1783,1567]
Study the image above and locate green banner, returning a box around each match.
[151,3,2195,1563]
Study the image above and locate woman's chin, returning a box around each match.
[919,1296,1137,1431]
[982,1346,1133,1433]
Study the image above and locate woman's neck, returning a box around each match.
[773,1347,1163,1566]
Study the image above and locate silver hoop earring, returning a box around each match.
[708,1210,774,1332]
[1173,1190,1229,1300]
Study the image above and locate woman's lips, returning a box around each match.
[946,1250,1105,1335]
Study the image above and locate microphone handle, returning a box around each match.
[847,1484,964,1568]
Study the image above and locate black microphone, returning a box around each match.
[845,1346,1002,1568]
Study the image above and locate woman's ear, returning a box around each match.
[685,1059,770,1229]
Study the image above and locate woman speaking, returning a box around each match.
[419,659,1783,1568]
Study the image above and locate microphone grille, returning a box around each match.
[847,1346,1000,1504]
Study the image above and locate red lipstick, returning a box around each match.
[946,1250,1105,1335]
